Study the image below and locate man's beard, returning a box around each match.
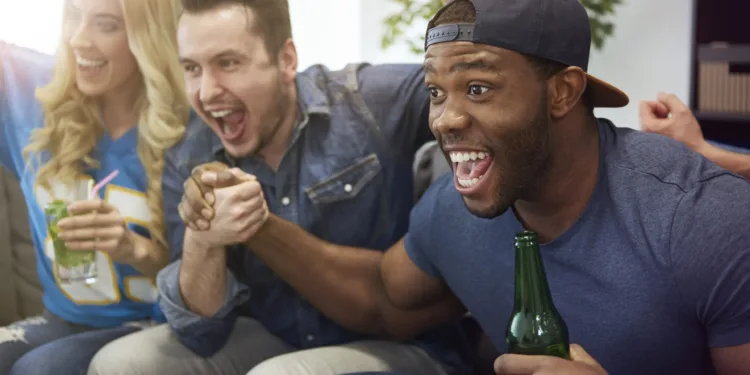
[467,95,553,219]
[247,79,292,157]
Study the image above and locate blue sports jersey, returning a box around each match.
[1,41,166,327]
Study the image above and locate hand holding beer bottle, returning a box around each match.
[499,231,607,374]
[494,344,607,375]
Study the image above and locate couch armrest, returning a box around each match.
[0,166,17,325]
[0,166,42,325]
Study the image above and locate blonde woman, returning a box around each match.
[0,0,193,373]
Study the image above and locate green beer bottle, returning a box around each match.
[505,230,570,359]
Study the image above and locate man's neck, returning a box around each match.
[259,85,299,171]
[513,116,600,243]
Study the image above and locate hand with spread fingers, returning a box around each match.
[494,345,608,375]
[179,162,269,247]
[56,199,142,264]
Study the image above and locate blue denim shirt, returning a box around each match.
[158,63,472,373]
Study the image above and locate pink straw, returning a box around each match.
[90,170,119,199]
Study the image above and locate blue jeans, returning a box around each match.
[0,310,139,375]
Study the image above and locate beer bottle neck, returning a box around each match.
[513,240,555,311]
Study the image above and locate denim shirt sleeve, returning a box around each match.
[162,149,190,263]
[156,259,250,357]
[162,114,215,262]
[356,64,434,159]
[159,132,251,356]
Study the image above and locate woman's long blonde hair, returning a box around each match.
[24,0,189,252]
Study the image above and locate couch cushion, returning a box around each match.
[0,166,42,325]
[413,141,452,200]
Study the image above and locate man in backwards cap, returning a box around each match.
[180,0,750,374]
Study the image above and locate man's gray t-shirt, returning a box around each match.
[405,119,750,375]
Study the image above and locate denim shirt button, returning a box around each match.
[344,183,353,193]
[281,196,291,206]
[306,334,315,341]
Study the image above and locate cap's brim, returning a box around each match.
[586,73,629,108]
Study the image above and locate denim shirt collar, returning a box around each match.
[210,74,332,157]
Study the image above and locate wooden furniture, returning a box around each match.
[689,0,750,148]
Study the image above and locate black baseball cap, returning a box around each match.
[425,0,629,108]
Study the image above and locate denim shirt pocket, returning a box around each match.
[303,153,388,247]
[305,153,381,205]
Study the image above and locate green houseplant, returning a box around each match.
[382,0,623,55]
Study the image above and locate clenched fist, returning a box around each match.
[179,162,238,230]
[639,92,705,152]
[180,162,269,248]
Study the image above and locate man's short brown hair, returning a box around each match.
[181,0,292,61]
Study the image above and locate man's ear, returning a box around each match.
[277,38,298,84]
[547,66,587,120]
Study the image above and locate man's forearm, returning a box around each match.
[179,230,227,317]
[246,214,463,340]
[699,142,750,179]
